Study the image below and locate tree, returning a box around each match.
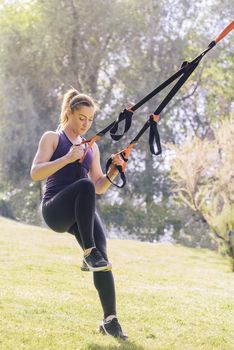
[0,0,233,245]
[168,119,234,270]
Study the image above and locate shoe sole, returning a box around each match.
[81,265,112,272]
[82,258,112,272]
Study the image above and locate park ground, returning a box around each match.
[0,217,234,350]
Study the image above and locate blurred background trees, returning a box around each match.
[168,120,234,268]
[0,0,233,264]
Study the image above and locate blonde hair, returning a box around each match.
[57,88,99,130]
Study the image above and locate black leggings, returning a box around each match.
[42,178,116,318]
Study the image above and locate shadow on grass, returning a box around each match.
[87,340,145,350]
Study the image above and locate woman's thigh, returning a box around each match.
[42,179,93,232]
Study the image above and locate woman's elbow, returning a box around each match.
[30,166,41,181]
[95,187,105,195]
[95,182,107,195]
[30,168,37,181]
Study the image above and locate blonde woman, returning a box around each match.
[31,88,127,339]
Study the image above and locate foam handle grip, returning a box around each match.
[215,20,234,43]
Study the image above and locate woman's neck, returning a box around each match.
[63,125,82,144]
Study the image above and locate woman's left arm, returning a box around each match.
[89,143,120,195]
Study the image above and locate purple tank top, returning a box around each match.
[43,131,93,202]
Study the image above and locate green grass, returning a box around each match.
[0,217,234,350]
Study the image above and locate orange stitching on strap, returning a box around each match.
[151,114,160,123]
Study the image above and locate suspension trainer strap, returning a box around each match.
[109,108,134,141]
[138,60,200,156]
[106,144,135,188]
[109,64,191,141]
[149,115,162,155]
[108,35,218,141]
[106,159,127,188]
[148,60,200,155]
[106,58,202,186]
[80,21,234,166]
[214,20,234,43]
[154,59,200,116]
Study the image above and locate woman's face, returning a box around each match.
[68,105,95,135]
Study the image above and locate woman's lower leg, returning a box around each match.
[93,270,116,319]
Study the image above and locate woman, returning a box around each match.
[31,88,127,340]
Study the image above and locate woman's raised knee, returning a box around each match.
[76,178,95,195]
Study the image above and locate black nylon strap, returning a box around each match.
[125,58,201,158]
[125,116,161,156]
[132,64,188,111]
[105,158,126,188]
[109,61,200,141]
[148,61,200,156]
[130,52,206,112]
[154,59,200,115]
[83,40,216,148]
[110,109,133,141]
[104,59,207,187]
[131,119,151,143]
[149,118,162,156]
[96,120,116,137]
[96,48,209,143]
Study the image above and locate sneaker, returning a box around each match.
[99,317,128,340]
[83,248,112,272]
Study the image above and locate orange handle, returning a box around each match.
[111,144,135,173]
[121,144,135,160]
[111,153,127,172]
[79,134,102,163]
[215,20,234,43]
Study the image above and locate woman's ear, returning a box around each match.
[66,111,72,120]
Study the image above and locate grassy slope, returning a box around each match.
[0,217,233,350]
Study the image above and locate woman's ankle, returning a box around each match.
[84,246,95,256]
[105,314,116,322]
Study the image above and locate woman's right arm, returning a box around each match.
[30,131,69,181]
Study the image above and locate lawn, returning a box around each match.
[0,217,233,350]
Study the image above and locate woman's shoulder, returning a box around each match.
[39,131,60,149]
[40,130,60,141]
[42,130,59,138]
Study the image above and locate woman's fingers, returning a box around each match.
[112,154,125,167]
[67,145,85,162]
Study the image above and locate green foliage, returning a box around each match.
[2,182,43,225]
[0,198,14,219]
[100,196,180,242]
[173,207,217,250]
